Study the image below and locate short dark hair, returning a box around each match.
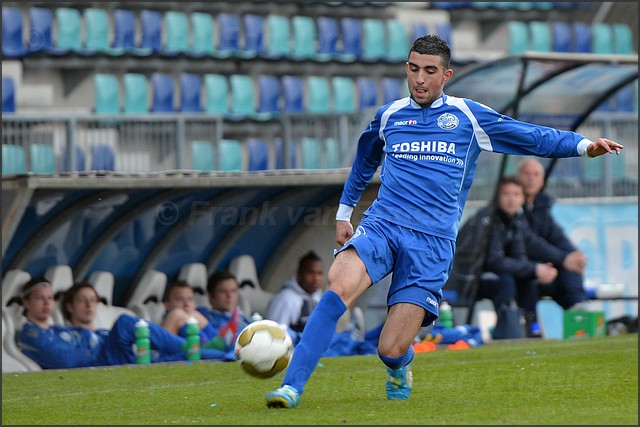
[207,270,237,294]
[162,279,192,303]
[62,282,98,322]
[409,34,451,69]
[297,250,322,274]
[499,175,524,189]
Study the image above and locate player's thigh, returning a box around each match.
[378,303,425,357]
[327,247,372,307]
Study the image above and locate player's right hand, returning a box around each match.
[336,220,354,246]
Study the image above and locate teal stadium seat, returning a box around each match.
[123,73,149,114]
[612,23,634,54]
[94,73,120,114]
[385,19,409,63]
[591,23,613,54]
[229,74,256,117]
[2,144,26,175]
[30,143,56,174]
[204,74,229,114]
[331,76,356,113]
[217,139,244,171]
[324,138,340,169]
[55,7,83,52]
[164,11,189,55]
[306,76,330,113]
[508,21,529,54]
[83,8,125,55]
[291,15,317,60]
[299,138,322,169]
[528,21,551,52]
[264,15,291,59]
[190,12,215,56]
[361,18,385,62]
[191,140,215,171]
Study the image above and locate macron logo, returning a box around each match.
[393,119,417,126]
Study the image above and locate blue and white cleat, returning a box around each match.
[385,364,413,400]
[265,385,301,408]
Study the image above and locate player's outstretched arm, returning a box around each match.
[586,138,624,158]
[336,220,354,246]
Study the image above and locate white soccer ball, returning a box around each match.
[234,319,294,379]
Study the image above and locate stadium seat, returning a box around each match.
[3,310,42,373]
[435,21,453,47]
[139,9,163,53]
[2,144,26,175]
[572,22,592,53]
[247,138,271,171]
[381,77,403,104]
[508,21,529,54]
[2,6,27,59]
[123,73,149,114]
[151,73,175,113]
[179,73,202,113]
[361,18,386,62]
[44,265,74,324]
[291,15,317,60]
[612,23,634,54]
[1,269,31,308]
[112,9,152,55]
[614,84,635,112]
[411,22,429,45]
[591,22,613,54]
[228,255,274,317]
[306,76,330,113]
[528,21,551,52]
[240,14,264,59]
[163,11,189,55]
[324,137,340,169]
[385,19,409,63]
[299,137,322,169]
[90,144,116,171]
[94,73,120,114]
[190,11,214,56]
[338,17,362,62]
[30,143,56,174]
[84,8,125,55]
[204,74,229,114]
[177,262,210,308]
[87,270,115,305]
[217,139,244,171]
[229,74,256,117]
[127,269,167,325]
[256,75,282,119]
[217,13,241,57]
[61,145,86,172]
[331,76,356,113]
[28,7,68,55]
[54,7,87,53]
[550,21,571,52]
[2,76,16,113]
[191,140,215,171]
[263,15,291,59]
[357,77,378,111]
[274,138,297,169]
[316,16,339,61]
[281,75,304,113]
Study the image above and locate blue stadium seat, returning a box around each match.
[508,21,529,54]
[316,16,339,61]
[151,73,174,113]
[381,77,403,104]
[291,15,317,60]
[112,9,152,55]
[274,138,296,169]
[164,11,189,55]
[2,144,26,175]
[61,145,86,172]
[123,73,149,114]
[612,23,634,54]
[528,21,551,52]
[386,19,409,63]
[204,74,229,115]
[240,14,264,58]
[331,76,356,113]
[357,77,378,111]
[411,22,429,44]
[256,75,281,119]
[361,18,386,62]
[30,144,56,174]
[84,8,125,55]
[339,17,361,62]
[229,74,256,117]
[263,15,291,59]
[306,76,330,113]
[247,139,270,171]
[572,22,592,53]
[281,75,304,113]
[2,6,27,58]
[2,76,16,113]
[139,10,163,53]
[591,22,613,54]
[28,7,68,55]
[94,73,120,114]
[550,21,571,52]
[435,22,452,47]
[179,73,202,113]
[90,144,116,171]
[217,13,241,57]
[614,84,635,112]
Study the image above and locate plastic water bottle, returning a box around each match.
[185,316,201,361]
[439,300,454,329]
[135,319,151,364]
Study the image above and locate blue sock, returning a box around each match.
[282,290,346,394]
[378,346,414,370]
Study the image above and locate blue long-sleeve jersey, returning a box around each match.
[340,94,589,241]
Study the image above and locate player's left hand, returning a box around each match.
[586,138,623,158]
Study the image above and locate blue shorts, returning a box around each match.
[337,216,455,326]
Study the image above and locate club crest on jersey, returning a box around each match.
[437,113,459,130]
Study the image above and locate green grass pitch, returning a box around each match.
[2,334,637,425]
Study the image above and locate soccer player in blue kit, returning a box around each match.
[266,34,624,408]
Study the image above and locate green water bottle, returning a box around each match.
[439,300,454,329]
[135,319,151,364]
[185,316,201,361]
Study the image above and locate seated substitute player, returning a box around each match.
[265,34,623,408]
